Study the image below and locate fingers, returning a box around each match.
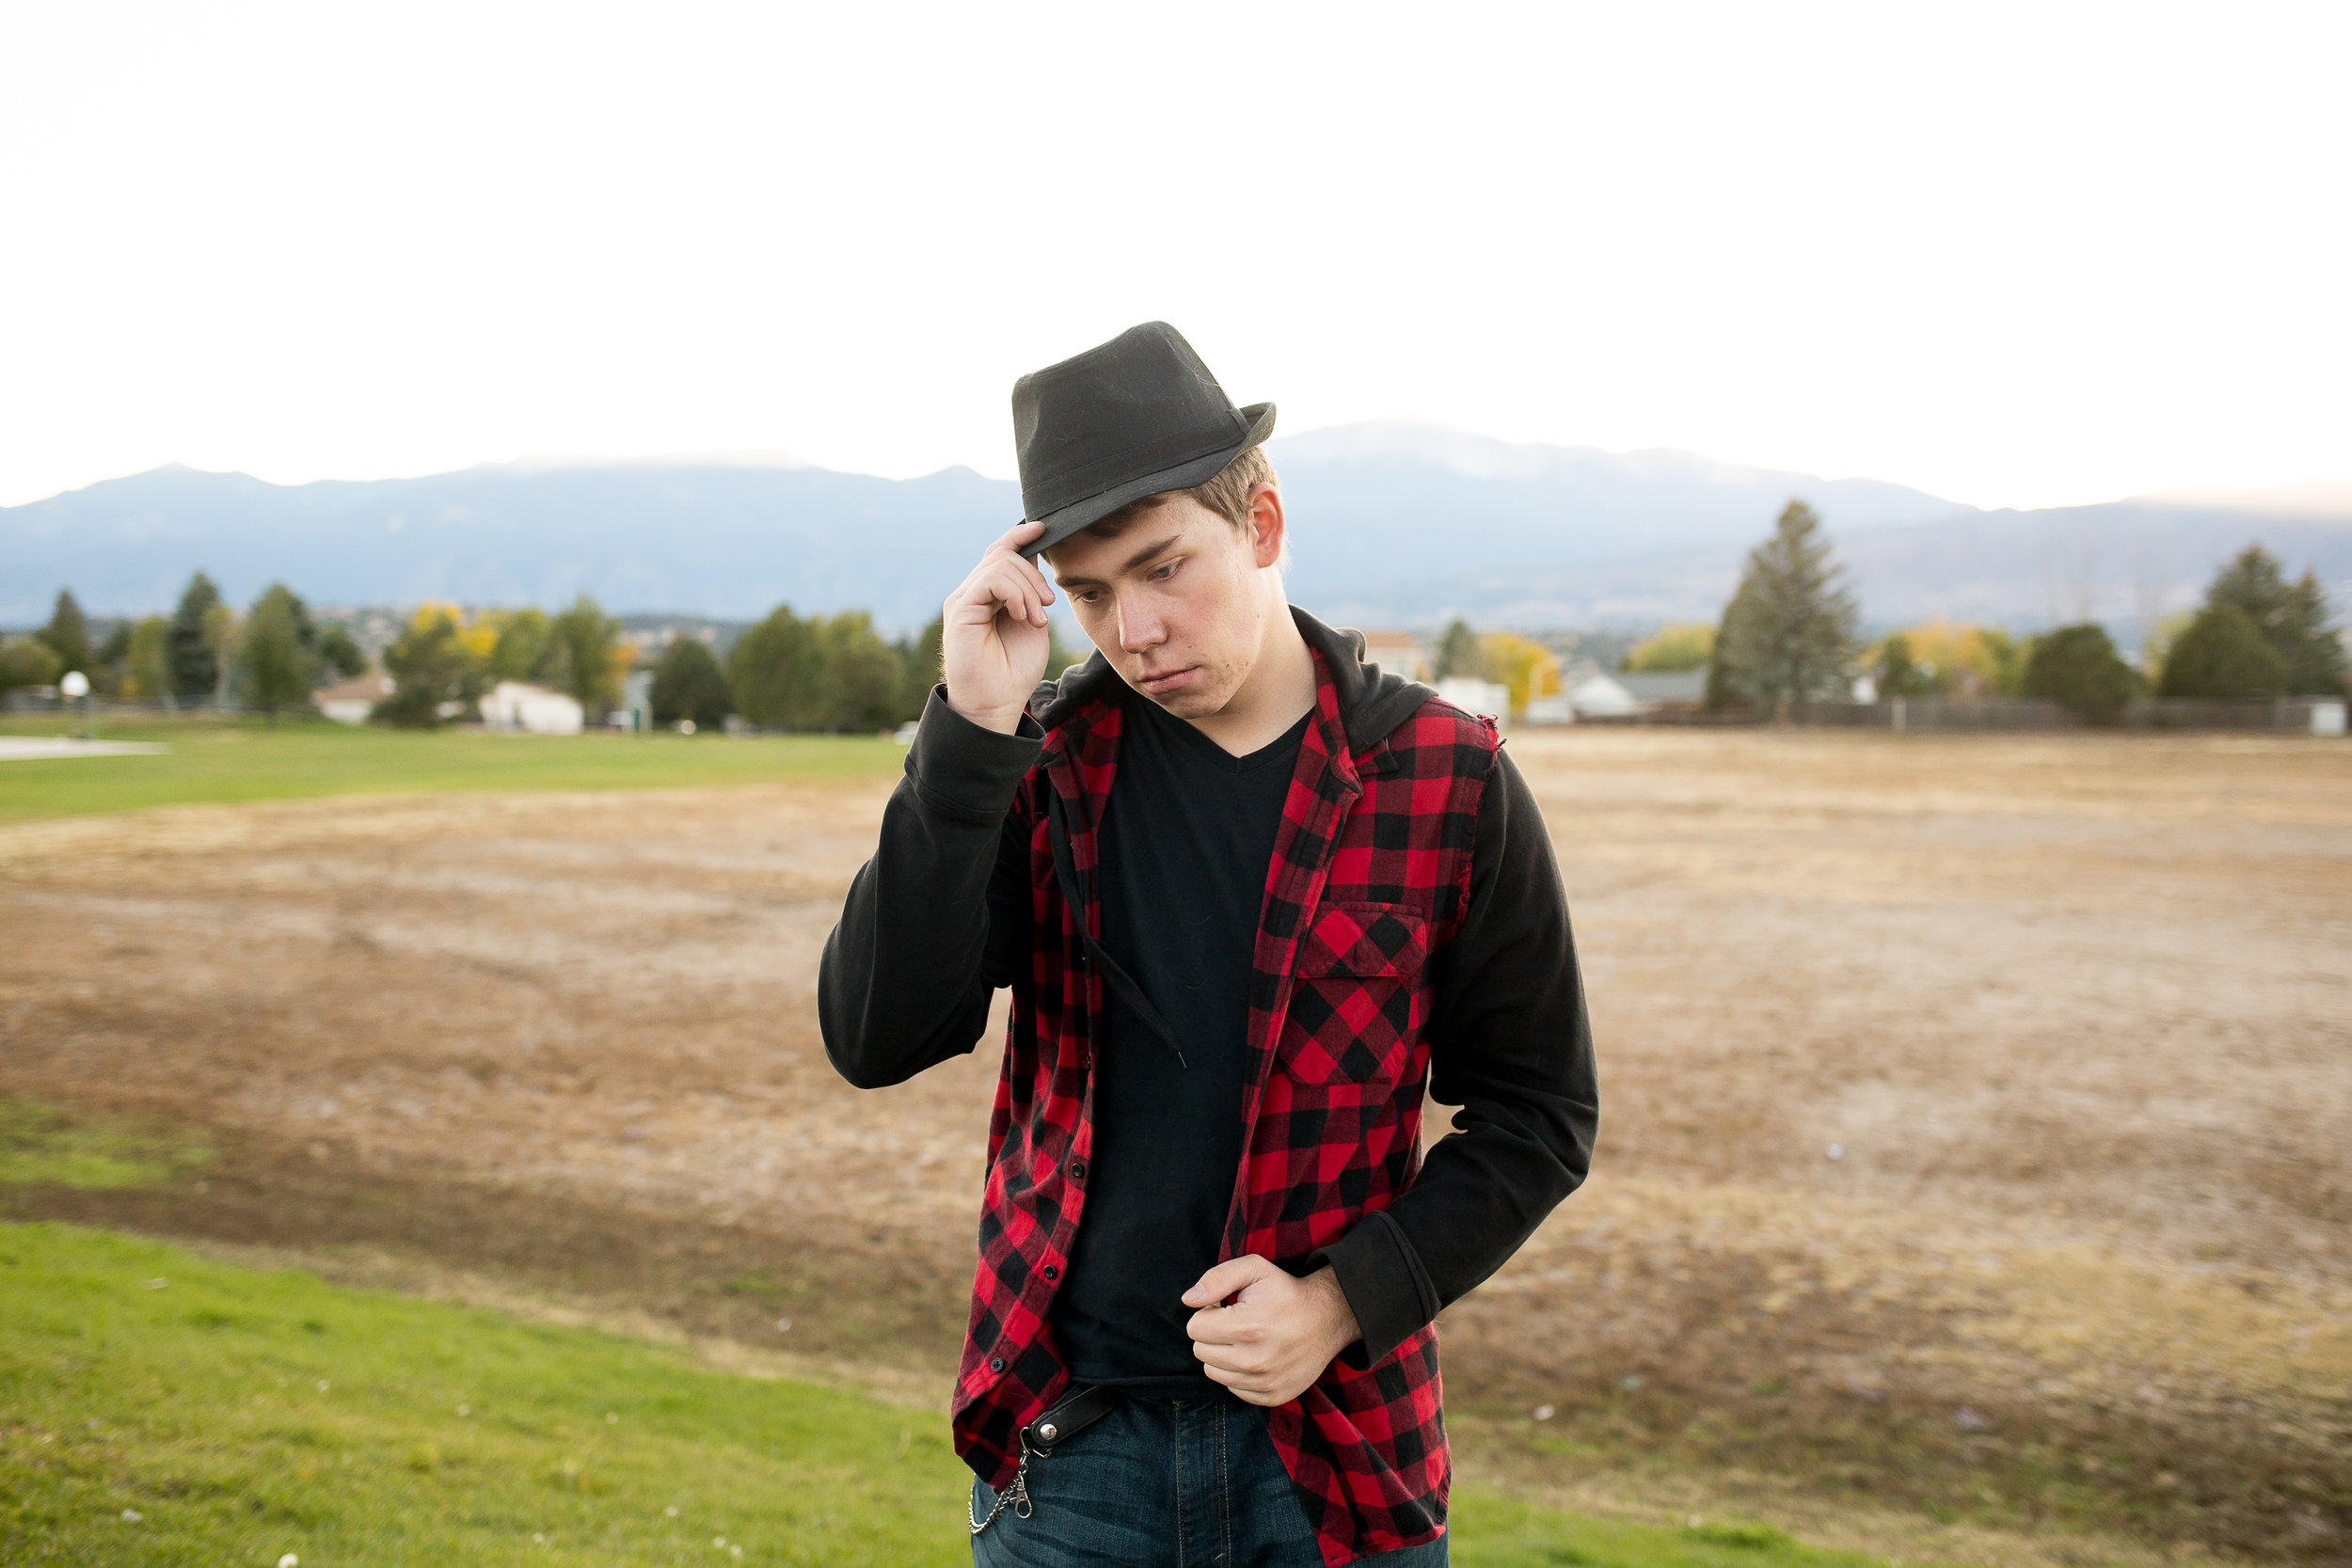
[1182,1254,1277,1311]
[992,518,1048,556]
[951,539,1056,630]
[1192,1337,1268,1378]
[985,522,1055,606]
[1185,1301,1253,1347]
[1194,1353,1294,1408]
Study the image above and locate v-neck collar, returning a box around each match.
[1122,686,1311,775]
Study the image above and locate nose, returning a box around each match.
[1114,593,1165,656]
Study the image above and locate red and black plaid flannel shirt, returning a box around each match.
[950,645,1497,1565]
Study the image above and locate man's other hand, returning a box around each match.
[941,519,1056,734]
[1182,1255,1359,1407]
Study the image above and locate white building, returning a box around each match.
[315,672,393,725]
[1566,673,1642,718]
[1616,670,1708,708]
[1355,629,1432,681]
[1521,693,1577,725]
[1436,676,1512,719]
[482,681,584,735]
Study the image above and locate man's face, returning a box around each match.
[1043,493,1279,720]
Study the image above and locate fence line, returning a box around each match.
[1580,697,2347,735]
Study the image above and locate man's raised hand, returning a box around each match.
[941,520,1057,734]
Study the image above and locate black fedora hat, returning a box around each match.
[1010,322,1275,558]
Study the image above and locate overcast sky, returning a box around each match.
[2,2,2346,512]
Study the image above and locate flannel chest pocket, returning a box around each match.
[1279,902,1431,1089]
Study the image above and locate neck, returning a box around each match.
[1189,585,1315,756]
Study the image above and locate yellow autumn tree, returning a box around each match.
[1622,623,1715,673]
[411,601,500,668]
[1478,632,1560,721]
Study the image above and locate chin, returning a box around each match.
[1138,673,1238,718]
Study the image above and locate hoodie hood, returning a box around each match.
[1030,606,1438,752]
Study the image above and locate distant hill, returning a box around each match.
[6,425,2347,638]
[1342,490,2352,637]
[1273,420,1970,565]
[0,458,1012,631]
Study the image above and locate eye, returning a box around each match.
[1150,560,1183,582]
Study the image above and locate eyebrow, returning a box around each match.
[1053,531,1185,589]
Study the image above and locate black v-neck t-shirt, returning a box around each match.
[1050,688,1311,1400]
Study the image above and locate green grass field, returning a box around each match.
[0,1222,1896,1567]
[0,714,904,823]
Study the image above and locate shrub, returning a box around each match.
[0,636,63,693]
[2022,624,2138,723]
[650,637,732,729]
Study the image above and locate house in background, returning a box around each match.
[1436,675,1512,720]
[1521,692,1577,725]
[482,681,584,735]
[1566,672,1642,719]
[1617,670,1708,709]
[1566,667,1708,719]
[315,671,392,725]
[1355,628,1432,680]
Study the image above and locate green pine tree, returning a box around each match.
[167,572,223,701]
[2156,605,2290,700]
[2201,545,2346,695]
[38,590,90,675]
[1714,501,1858,720]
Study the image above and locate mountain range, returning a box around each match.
[7,423,2348,641]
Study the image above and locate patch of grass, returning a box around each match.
[0,714,901,822]
[1683,1520,1795,1550]
[0,1101,213,1190]
[0,1224,1911,1567]
[1448,1494,1879,1567]
[0,1222,968,1565]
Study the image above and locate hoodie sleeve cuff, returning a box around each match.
[1312,1210,1440,1367]
[905,685,1044,821]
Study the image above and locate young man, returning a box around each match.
[820,323,1597,1567]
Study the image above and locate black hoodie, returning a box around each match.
[818,608,1597,1369]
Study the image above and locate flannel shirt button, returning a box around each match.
[989,1355,1006,1373]
[1041,1264,1058,1281]
[1067,1160,1087,1181]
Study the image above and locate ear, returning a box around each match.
[1247,483,1285,571]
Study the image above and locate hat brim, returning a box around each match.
[1018,403,1277,559]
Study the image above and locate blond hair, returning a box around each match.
[1079,444,1287,569]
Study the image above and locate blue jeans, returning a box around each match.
[969,1395,1447,1567]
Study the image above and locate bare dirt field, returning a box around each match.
[4,731,2348,1564]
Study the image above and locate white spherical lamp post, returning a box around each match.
[59,670,93,739]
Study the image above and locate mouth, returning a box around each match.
[1135,666,1198,696]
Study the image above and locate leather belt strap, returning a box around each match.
[1024,1383,1120,1456]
